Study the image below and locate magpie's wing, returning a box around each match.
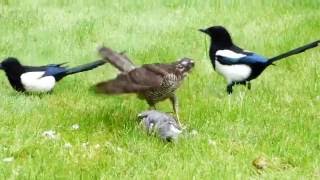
[23,62,68,72]
[215,49,247,65]
[216,49,267,65]
[23,65,48,71]
[42,66,67,77]
[95,66,164,94]
[238,54,268,64]
[45,62,68,68]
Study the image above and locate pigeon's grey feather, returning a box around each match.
[138,110,182,141]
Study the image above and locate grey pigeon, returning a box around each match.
[137,110,182,141]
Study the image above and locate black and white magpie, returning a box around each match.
[199,26,320,94]
[0,57,106,93]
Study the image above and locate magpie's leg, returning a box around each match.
[227,82,235,94]
[247,82,251,90]
[170,95,182,127]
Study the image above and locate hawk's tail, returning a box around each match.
[98,46,136,72]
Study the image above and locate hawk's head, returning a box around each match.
[174,58,195,77]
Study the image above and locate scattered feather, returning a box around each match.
[2,157,14,163]
[64,143,73,149]
[42,130,58,139]
[208,139,217,146]
[190,129,198,136]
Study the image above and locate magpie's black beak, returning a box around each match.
[198,29,208,34]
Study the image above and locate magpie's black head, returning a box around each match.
[0,57,26,92]
[1,57,25,81]
[199,26,233,47]
[1,57,23,71]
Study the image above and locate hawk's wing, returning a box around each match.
[95,66,164,94]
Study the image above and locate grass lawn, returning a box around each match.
[0,0,319,179]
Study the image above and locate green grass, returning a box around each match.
[0,0,319,179]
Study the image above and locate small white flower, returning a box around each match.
[42,130,58,139]
[94,144,101,149]
[82,142,89,148]
[208,139,217,146]
[71,124,80,130]
[116,147,123,152]
[3,157,14,163]
[190,129,198,136]
[64,143,73,149]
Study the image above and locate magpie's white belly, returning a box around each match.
[215,60,252,83]
[20,72,56,92]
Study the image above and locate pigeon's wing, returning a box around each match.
[138,110,160,119]
[95,66,164,94]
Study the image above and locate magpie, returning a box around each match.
[0,57,106,93]
[199,26,320,94]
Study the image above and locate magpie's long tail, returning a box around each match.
[98,46,136,72]
[268,40,320,63]
[65,60,106,75]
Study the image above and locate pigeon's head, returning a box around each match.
[175,57,195,76]
[199,26,233,47]
[0,57,22,71]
